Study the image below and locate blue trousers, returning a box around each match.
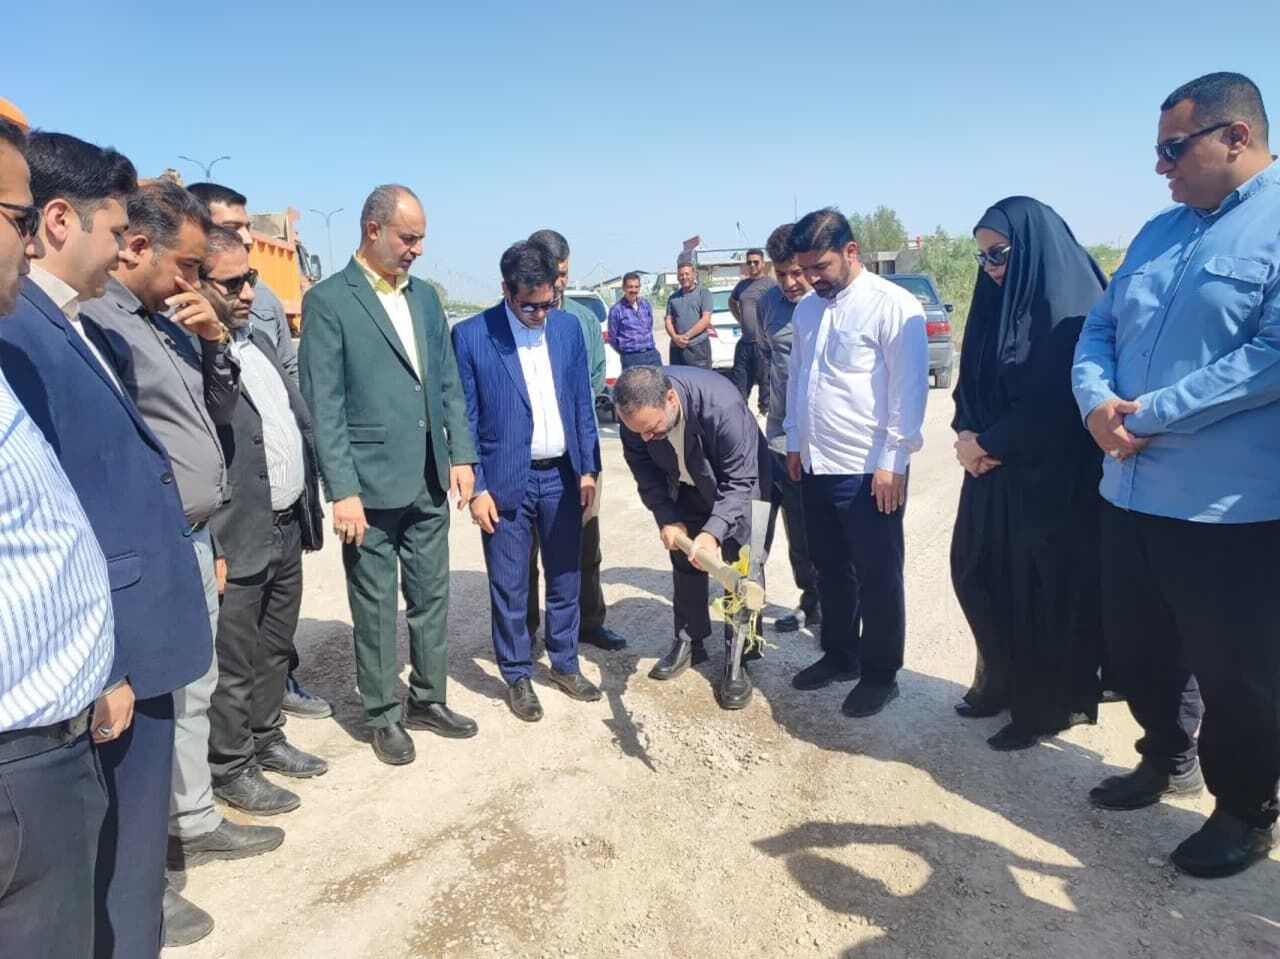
[620,348,662,370]
[482,458,583,684]
[802,471,906,683]
[94,693,175,959]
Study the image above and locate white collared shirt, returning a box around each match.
[354,255,422,380]
[505,304,567,460]
[784,268,929,475]
[28,265,123,393]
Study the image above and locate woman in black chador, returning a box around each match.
[950,196,1107,751]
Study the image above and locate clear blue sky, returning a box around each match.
[7,0,1280,301]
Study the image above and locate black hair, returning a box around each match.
[765,224,794,264]
[187,182,248,210]
[0,118,26,153]
[203,224,245,261]
[622,271,642,285]
[528,228,570,262]
[127,180,211,250]
[1162,72,1269,144]
[500,241,558,293]
[746,247,764,259]
[788,207,855,256]
[613,366,672,414]
[25,131,137,226]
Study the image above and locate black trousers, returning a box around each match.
[208,510,303,783]
[802,470,906,683]
[528,509,606,637]
[763,450,817,612]
[0,730,107,957]
[730,337,768,414]
[95,693,175,959]
[668,338,711,369]
[1100,504,1280,828]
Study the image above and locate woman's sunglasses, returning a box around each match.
[200,267,259,296]
[974,245,1012,269]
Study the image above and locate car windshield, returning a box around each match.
[885,276,939,305]
[568,294,607,324]
[711,290,733,313]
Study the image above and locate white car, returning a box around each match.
[564,289,621,420]
[706,287,739,372]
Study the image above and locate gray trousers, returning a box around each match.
[169,526,221,839]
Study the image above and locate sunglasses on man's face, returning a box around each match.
[974,245,1012,269]
[746,259,763,268]
[517,298,555,316]
[1155,121,1232,165]
[0,201,41,241]
[201,267,259,296]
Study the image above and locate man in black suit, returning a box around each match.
[614,365,769,708]
[195,227,328,822]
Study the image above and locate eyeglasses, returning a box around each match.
[974,245,1012,269]
[200,267,258,296]
[1155,122,1232,165]
[0,201,40,241]
[516,298,555,316]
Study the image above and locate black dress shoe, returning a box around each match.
[841,680,899,717]
[648,638,708,680]
[167,819,284,870]
[1170,810,1276,878]
[774,612,802,633]
[987,723,1039,751]
[509,678,544,721]
[405,701,479,739]
[372,722,416,766]
[1089,759,1204,810]
[792,653,860,691]
[717,666,753,710]
[546,669,602,702]
[163,883,214,947]
[213,767,300,815]
[258,740,329,779]
[954,700,1004,718]
[580,626,627,651]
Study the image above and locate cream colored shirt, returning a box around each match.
[667,404,696,487]
[28,265,122,393]
[354,254,421,380]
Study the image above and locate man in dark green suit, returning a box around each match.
[299,184,478,766]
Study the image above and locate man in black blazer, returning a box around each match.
[614,365,770,708]
[196,228,328,822]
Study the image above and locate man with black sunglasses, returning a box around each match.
[1073,71,1280,878]
[451,241,603,722]
[198,227,328,825]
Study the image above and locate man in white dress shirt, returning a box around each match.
[783,208,929,717]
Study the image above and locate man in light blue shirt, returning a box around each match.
[1072,72,1280,878]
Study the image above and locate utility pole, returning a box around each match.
[177,154,231,180]
[309,207,344,278]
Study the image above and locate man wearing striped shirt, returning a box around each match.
[0,116,116,959]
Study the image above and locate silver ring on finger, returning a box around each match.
[96,725,114,738]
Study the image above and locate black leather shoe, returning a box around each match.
[372,722,416,766]
[841,680,899,717]
[509,678,544,721]
[987,723,1039,751]
[167,819,284,871]
[213,767,300,815]
[258,740,328,778]
[547,669,603,702]
[649,638,707,680]
[717,666,753,710]
[1089,759,1204,810]
[775,612,802,633]
[1170,810,1276,878]
[405,701,479,739]
[163,883,214,947]
[954,700,1004,719]
[792,654,860,691]
[580,626,627,651]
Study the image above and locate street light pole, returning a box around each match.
[309,208,343,278]
[177,154,231,180]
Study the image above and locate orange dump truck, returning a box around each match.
[247,208,321,334]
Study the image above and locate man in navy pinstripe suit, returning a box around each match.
[452,242,603,722]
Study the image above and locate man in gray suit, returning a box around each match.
[613,365,769,708]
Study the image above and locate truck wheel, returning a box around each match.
[934,365,953,390]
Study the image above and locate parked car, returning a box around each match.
[883,273,956,389]
[706,287,738,372]
[564,288,621,420]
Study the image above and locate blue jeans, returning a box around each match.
[482,458,583,684]
[620,347,662,370]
